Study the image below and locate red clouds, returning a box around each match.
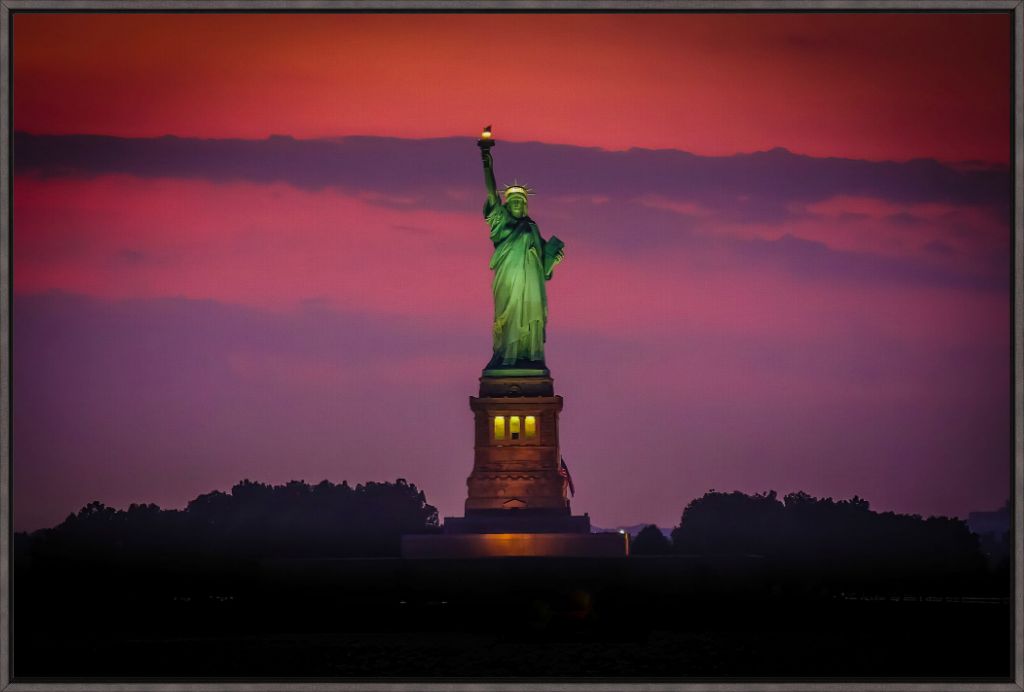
[14,13,1011,163]
[14,171,1007,369]
[14,175,494,319]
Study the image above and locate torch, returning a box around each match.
[477,125,495,159]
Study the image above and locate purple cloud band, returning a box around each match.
[13,132,1010,213]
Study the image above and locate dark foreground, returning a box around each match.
[14,555,1012,680]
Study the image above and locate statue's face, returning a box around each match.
[507,196,527,218]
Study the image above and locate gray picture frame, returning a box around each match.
[0,1,1020,690]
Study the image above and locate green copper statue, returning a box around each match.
[479,128,565,376]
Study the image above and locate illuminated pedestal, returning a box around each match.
[465,376,569,515]
[401,375,628,559]
[402,532,628,559]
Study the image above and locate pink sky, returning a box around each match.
[12,12,1014,531]
[14,13,1010,162]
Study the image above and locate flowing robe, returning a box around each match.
[484,198,555,365]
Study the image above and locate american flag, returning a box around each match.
[559,457,575,497]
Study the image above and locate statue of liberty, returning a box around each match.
[478,127,565,376]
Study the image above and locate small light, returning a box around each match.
[481,128,492,139]
[618,530,626,534]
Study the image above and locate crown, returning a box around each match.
[502,180,533,201]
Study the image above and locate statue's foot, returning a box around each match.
[484,353,546,370]
[483,352,548,376]
[484,352,506,371]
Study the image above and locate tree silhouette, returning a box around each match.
[671,490,785,556]
[670,489,988,592]
[30,478,439,562]
[631,525,671,555]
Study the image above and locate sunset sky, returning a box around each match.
[12,12,1013,532]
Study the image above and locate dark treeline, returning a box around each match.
[20,483,1004,593]
[14,484,1011,677]
[24,478,439,563]
[630,490,1003,595]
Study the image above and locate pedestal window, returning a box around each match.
[492,414,539,443]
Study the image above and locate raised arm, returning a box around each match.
[482,149,499,207]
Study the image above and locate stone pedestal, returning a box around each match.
[402,374,627,558]
[464,376,573,519]
[445,509,590,534]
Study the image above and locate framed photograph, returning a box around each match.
[2,2,1021,690]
